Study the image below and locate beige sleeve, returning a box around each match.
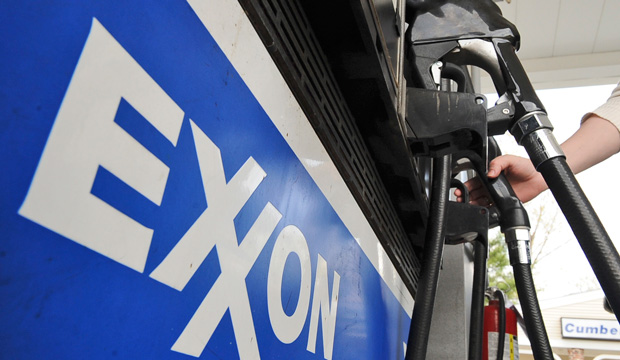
[582,82,620,131]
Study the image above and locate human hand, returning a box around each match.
[454,155,547,205]
[488,155,547,203]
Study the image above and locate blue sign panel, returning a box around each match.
[0,1,411,359]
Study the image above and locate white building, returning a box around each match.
[519,290,620,360]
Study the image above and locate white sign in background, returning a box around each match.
[561,318,620,341]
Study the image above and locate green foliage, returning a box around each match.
[487,231,518,302]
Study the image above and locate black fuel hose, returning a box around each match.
[512,264,553,359]
[538,157,620,321]
[406,154,452,360]
[495,290,506,360]
[468,238,487,360]
[485,138,553,359]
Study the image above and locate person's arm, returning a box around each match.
[459,115,620,204]
[561,114,620,173]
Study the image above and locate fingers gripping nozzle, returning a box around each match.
[485,138,532,265]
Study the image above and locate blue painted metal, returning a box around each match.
[0,1,410,359]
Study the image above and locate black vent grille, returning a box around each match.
[239,0,421,293]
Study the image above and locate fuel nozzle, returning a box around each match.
[484,138,532,266]
[405,0,565,165]
[483,141,554,357]
[405,0,518,92]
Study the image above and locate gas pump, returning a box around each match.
[403,0,620,359]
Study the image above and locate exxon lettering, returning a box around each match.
[19,18,340,360]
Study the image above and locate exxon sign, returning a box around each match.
[0,1,413,359]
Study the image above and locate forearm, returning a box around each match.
[561,115,620,174]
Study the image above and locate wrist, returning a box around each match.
[520,171,548,203]
[533,172,548,196]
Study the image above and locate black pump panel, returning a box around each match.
[406,0,520,46]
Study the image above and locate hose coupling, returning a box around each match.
[505,227,531,265]
[510,111,553,143]
[511,112,565,169]
[521,128,565,169]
